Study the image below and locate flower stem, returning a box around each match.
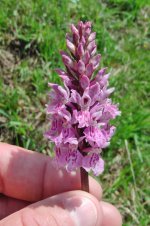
[80,167,89,192]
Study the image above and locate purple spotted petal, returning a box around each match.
[74,110,91,128]
[88,83,100,105]
[66,149,83,171]
[48,83,69,107]
[70,89,81,104]
[82,153,104,176]
[100,101,121,121]
[84,126,108,148]
[54,144,83,171]
[62,127,78,145]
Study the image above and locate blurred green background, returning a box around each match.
[0,0,150,225]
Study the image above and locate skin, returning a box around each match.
[0,142,122,226]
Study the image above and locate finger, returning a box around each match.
[89,176,102,200]
[0,179,101,220]
[0,195,29,220]
[0,191,103,226]
[101,201,122,226]
[0,143,102,202]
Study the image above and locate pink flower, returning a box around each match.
[70,89,81,105]
[73,110,91,128]
[45,21,120,176]
[47,83,70,113]
[82,152,104,176]
[81,90,91,110]
[84,126,108,148]
[62,127,78,145]
[99,100,121,122]
[66,149,83,171]
[54,144,83,171]
[44,115,63,140]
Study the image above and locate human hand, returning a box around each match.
[0,142,122,226]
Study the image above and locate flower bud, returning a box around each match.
[78,21,84,37]
[55,68,67,76]
[91,46,97,56]
[71,24,79,35]
[85,21,92,28]
[87,40,96,53]
[71,24,80,45]
[85,27,91,36]
[98,68,107,76]
[62,55,73,66]
[81,36,86,46]
[82,51,90,65]
[61,53,73,67]
[66,39,75,55]
[90,54,101,68]
[86,63,94,78]
[73,32,79,45]
[80,74,90,89]
[88,32,96,42]
[77,60,85,74]
[77,43,84,57]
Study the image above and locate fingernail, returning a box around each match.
[67,196,98,226]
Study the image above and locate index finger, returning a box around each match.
[0,143,102,202]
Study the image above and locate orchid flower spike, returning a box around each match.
[45,21,121,176]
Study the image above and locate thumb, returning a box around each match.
[0,191,103,226]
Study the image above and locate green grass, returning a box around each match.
[0,0,150,225]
